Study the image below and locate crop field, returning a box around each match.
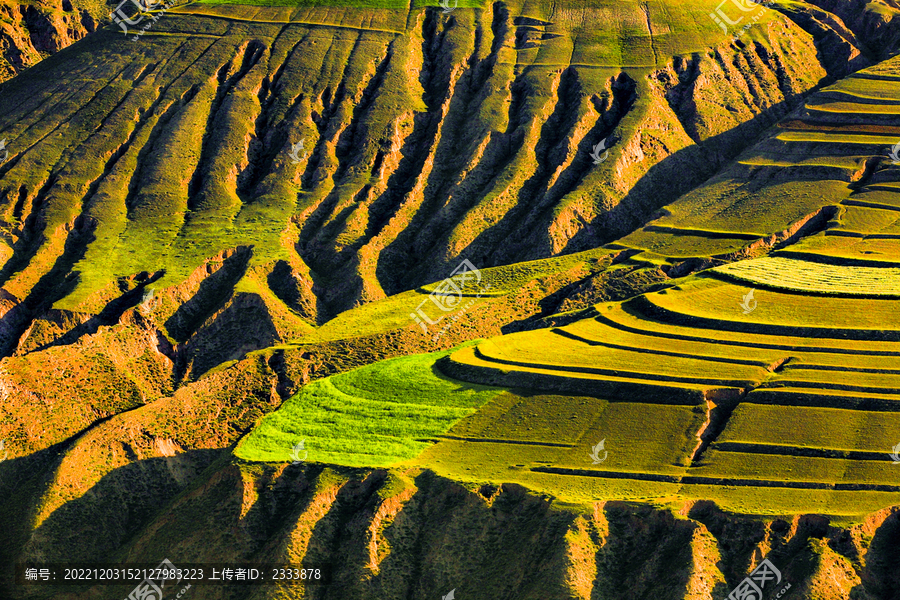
[718,404,900,453]
[242,249,900,515]
[235,343,503,466]
[173,0,781,69]
[692,450,900,488]
[643,276,900,332]
[615,56,900,263]
[713,256,900,296]
[777,233,900,264]
[593,301,900,353]
[8,0,900,593]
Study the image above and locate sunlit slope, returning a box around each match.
[235,51,900,517]
[175,0,777,68]
[236,344,504,466]
[240,274,900,515]
[0,0,835,333]
[616,55,900,262]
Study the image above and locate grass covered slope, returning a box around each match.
[175,0,779,68]
[713,255,900,296]
[235,344,503,465]
[0,0,840,333]
[616,55,900,263]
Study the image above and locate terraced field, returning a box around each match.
[614,56,900,264]
[242,266,900,516]
[7,0,900,597]
[240,50,900,512]
[714,255,900,295]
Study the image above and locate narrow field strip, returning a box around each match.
[824,230,900,239]
[781,363,900,375]
[438,347,709,404]
[713,442,894,462]
[432,435,574,448]
[747,387,900,411]
[766,371,900,393]
[551,328,774,367]
[597,304,900,356]
[716,403,900,454]
[713,256,900,296]
[529,467,900,492]
[693,450,900,487]
[777,119,900,135]
[531,467,681,483]
[842,199,900,212]
[638,282,900,337]
[468,344,764,388]
[807,101,900,115]
[772,249,900,266]
[775,131,900,145]
[640,224,762,240]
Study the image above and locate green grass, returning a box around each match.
[713,256,900,296]
[806,101,900,115]
[235,343,503,466]
[694,450,900,486]
[718,404,900,453]
[467,329,771,385]
[644,276,900,331]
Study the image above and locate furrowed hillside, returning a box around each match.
[0,0,109,82]
[2,0,900,599]
[0,0,890,448]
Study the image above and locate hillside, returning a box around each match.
[0,0,108,82]
[1,0,900,598]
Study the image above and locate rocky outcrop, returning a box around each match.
[0,0,97,82]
